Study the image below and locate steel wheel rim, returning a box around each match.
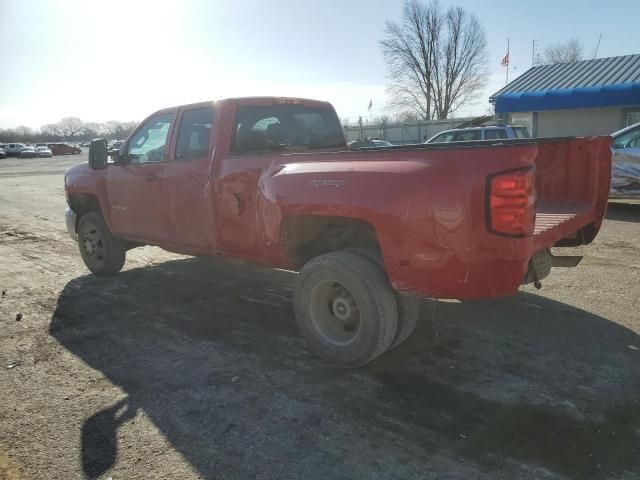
[309,279,361,346]
[82,227,105,264]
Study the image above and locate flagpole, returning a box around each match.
[505,38,510,85]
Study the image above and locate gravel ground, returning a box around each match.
[0,154,639,480]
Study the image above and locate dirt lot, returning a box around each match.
[0,154,639,480]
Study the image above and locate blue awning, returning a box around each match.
[494,82,640,113]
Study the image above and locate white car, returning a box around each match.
[425,125,530,143]
[36,146,53,158]
[610,122,640,198]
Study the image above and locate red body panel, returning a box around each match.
[65,98,611,300]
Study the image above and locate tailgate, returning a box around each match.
[532,136,612,250]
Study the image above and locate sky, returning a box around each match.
[1,0,639,129]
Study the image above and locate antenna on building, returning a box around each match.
[594,33,602,59]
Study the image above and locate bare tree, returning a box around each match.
[543,38,583,64]
[1,117,140,143]
[40,123,61,138]
[82,122,102,140]
[56,117,86,139]
[380,0,488,120]
[101,120,137,140]
[372,115,392,125]
[394,111,422,123]
[14,126,34,142]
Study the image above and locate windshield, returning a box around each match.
[613,125,640,149]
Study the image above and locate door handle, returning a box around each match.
[145,174,159,182]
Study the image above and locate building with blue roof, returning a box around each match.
[490,54,640,137]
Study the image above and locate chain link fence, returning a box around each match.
[343,117,484,145]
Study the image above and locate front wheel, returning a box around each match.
[77,212,126,276]
[294,251,398,367]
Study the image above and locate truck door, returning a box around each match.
[214,102,345,263]
[160,105,216,250]
[106,112,174,242]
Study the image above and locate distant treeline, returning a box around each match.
[0,117,138,143]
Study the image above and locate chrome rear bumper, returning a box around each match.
[65,207,78,241]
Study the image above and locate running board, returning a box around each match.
[551,255,583,267]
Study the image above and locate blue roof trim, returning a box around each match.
[494,82,640,113]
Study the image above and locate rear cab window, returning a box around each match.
[231,103,345,155]
[484,129,508,140]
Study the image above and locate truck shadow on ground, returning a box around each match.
[606,201,640,223]
[49,257,640,480]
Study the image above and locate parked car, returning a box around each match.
[18,146,38,158]
[108,140,124,152]
[48,143,82,155]
[64,97,610,367]
[0,146,6,159]
[3,143,27,156]
[610,122,640,198]
[36,146,53,157]
[82,142,91,147]
[425,125,530,143]
[349,139,394,149]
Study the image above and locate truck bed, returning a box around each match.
[310,136,612,299]
[359,136,610,249]
[534,205,590,248]
[533,136,611,249]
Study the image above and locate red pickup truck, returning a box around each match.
[49,143,82,155]
[64,97,611,367]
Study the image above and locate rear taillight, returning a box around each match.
[486,167,536,237]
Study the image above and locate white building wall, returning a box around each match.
[513,107,625,137]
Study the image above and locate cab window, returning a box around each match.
[231,104,345,155]
[174,107,214,160]
[429,132,455,143]
[512,127,530,139]
[128,113,173,164]
[484,129,507,140]
[452,130,481,141]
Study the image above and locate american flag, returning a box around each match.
[501,51,509,67]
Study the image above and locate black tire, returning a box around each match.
[294,251,398,367]
[389,294,420,350]
[343,247,421,350]
[77,212,126,276]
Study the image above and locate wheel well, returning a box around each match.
[282,215,382,269]
[68,193,101,216]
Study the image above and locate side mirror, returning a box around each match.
[88,139,108,170]
[114,143,128,164]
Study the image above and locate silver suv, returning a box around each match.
[425,125,530,143]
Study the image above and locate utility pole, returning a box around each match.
[594,33,602,59]
[505,38,510,85]
[532,39,538,67]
